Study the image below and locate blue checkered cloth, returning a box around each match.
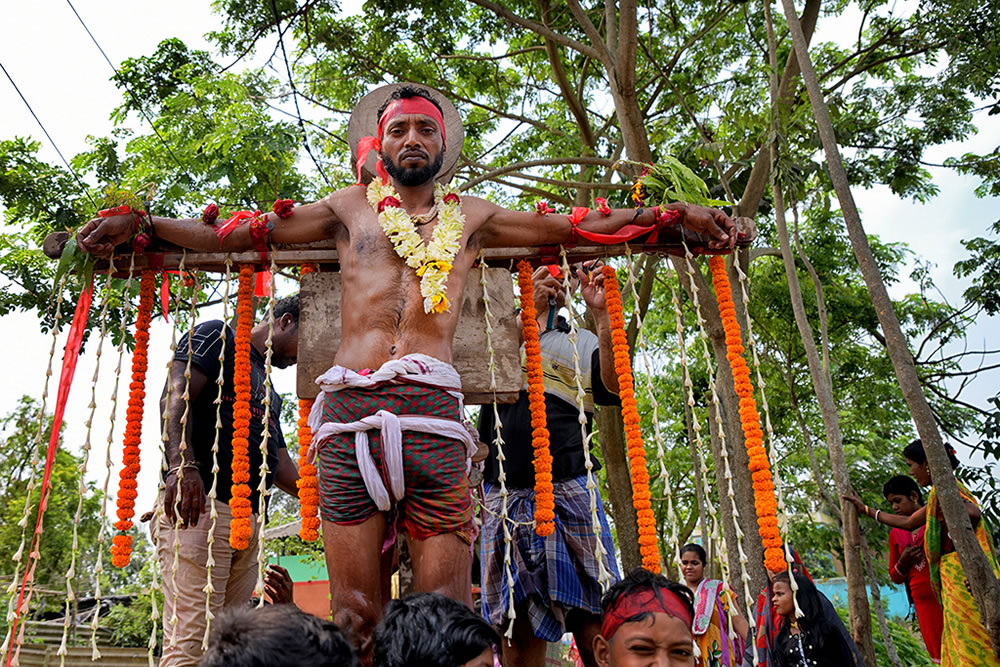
[480,475,621,641]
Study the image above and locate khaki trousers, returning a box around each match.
[156,500,260,667]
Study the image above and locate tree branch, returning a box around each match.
[468,0,602,61]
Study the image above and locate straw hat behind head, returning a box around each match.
[348,83,464,185]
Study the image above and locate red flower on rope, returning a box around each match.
[202,203,220,224]
[535,200,556,215]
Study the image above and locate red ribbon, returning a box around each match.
[564,206,657,246]
[161,273,170,322]
[355,136,390,185]
[214,211,257,246]
[5,276,93,667]
[254,270,272,298]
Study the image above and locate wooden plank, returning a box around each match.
[296,268,522,404]
[42,217,757,271]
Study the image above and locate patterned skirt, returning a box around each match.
[480,476,621,641]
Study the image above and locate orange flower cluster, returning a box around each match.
[229,265,255,550]
[297,263,320,542]
[602,265,661,573]
[112,269,156,568]
[707,256,785,572]
[517,260,555,537]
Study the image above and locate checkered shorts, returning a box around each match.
[314,383,474,541]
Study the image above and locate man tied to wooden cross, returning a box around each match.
[76,84,735,661]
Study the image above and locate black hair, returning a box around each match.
[882,475,924,504]
[372,593,499,667]
[679,543,707,564]
[377,85,444,121]
[902,438,959,469]
[273,294,300,325]
[199,604,358,667]
[771,573,861,666]
[599,568,694,634]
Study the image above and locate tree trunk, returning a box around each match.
[596,406,642,572]
[779,0,1000,654]
[735,0,822,218]
[860,531,904,667]
[770,165,877,667]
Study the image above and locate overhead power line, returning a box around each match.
[0,59,99,211]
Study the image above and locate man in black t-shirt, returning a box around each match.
[478,264,622,667]
[157,295,301,667]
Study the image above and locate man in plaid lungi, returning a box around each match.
[478,264,623,667]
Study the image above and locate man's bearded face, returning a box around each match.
[382,145,444,187]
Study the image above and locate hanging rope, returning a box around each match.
[90,255,136,660]
[57,268,115,661]
[558,247,613,588]
[621,247,683,575]
[2,276,66,664]
[165,257,188,650]
[479,255,518,638]
[254,253,278,605]
[679,249,758,632]
[202,260,232,649]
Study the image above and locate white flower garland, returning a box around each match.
[366,180,465,314]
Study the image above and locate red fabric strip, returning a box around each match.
[5,276,93,667]
[600,587,693,640]
[214,211,256,246]
[254,270,272,298]
[378,97,446,144]
[160,273,170,322]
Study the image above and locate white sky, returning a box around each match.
[0,0,997,529]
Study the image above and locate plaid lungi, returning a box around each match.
[480,476,621,641]
[315,383,474,541]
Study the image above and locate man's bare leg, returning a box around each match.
[323,515,389,666]
[497,607,547,667]
[407,531,471,604]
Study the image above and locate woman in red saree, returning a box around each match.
[846,440,1000,667]
[882,474,943,663]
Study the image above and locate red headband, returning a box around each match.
[355,96,447,185]
[600,589,694,640]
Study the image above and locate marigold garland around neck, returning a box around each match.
[111,269,156,568]
[602,265,661,573]
[229,265,255,550]
[366,180,464,314]
[296,263,321,542]
[517,260,555,537]
[707,255,785,571]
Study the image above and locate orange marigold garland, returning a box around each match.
[517,260,555,537]
[707,255,785,571]
[602,265,661,573]
[296,263,321,542]
[111,269,156,568]
[229,265,255,550]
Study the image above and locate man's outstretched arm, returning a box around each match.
[76,192,346,256]
[473,198,736,250]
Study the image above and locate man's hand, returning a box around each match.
[163,469,207,528]
[577,261,606,312]
[531,266,563,314]
[264,565,295,605]
[76,214,135,256]
[679,204,737,250]
[898,544,923,570]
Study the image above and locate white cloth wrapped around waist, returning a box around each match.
[307,353,474,513]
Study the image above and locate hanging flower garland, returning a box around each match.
[366,180,464,314]
[707,255,785,571]
[296,263,321,542]
[111,269,156,568]
[601,265,661,573]
[229,265,255,550]
[517,260,555,537]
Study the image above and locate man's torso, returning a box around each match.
[322,186,494,371]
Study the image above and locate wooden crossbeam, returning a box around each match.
[42,217,756,272]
